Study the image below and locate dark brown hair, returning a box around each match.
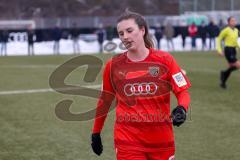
[227,16,234,24]
[117,10,154,49]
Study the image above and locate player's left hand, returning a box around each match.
[171,106,186,127]
[91,133,103,156]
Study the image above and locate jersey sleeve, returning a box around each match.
[216,28,227,53]
[168,55,191,111]
[237,29,240,49]
[92,60,115,133]
[175,90,190,111]
[168,55,191,94]
[101,60,115,94]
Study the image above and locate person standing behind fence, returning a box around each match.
[198,21,208,50]
[96,24,106,53]
[106,25,114,41]
[218,19,226,31]
[207,20,219,50]
[188,22,198,50]
[163,22,175,51]
[154,23,163,49]
[179,23,188,49]
[71,23,80,54]
[52,26,62,55]
[27,27,36,56]
[0,29,9,56]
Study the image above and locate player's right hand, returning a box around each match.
[171,106,186,127]
[91,133,103,156]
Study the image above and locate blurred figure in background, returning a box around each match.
[207,20,219,50]
[217,16,240,89]
[27,27,36,56]
[154,23,163,49]
[71,23,80,54]
[163,22,175,51]
[52,25,62,55]
[0,29,9,56]
[188,22,198,50]
[95,24,106,53]
[105,25,114,41]
[198,21,208,50]
[179,21,188,49]
[218,19,226,31]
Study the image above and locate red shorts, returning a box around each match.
[115,147,175,160]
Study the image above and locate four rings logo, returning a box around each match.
[123,82,158,96]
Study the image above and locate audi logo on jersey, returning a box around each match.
[123,82,158,96]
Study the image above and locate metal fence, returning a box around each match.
[179,0,240,14]
[33,16,166,29]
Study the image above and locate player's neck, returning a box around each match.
[127,46,149,62]
[229,25,235,29]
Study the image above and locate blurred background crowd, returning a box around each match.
[0,0,239,55]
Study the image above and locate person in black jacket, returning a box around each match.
[95,24,106,53]
[27,27,36,55]
[179,24,188,49]
[154,23,163,49]
[0,29,8,56]
[207,20,220,50]
[71,23,80,54]
[198,21,208,50]
[52,25,62,55]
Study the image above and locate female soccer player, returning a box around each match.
[91,10,191,160]
[217,16,240,89]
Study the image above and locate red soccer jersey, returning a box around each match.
[188,24,198,37]
[93,48,191,152]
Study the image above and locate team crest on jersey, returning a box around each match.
[149,66,159,77]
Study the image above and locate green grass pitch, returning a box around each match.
[0,51,239,160]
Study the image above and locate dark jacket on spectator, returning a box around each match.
[52,27,62,41]
[207,21,220,38]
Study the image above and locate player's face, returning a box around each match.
[229,17,237,27]
[117,18,145,52]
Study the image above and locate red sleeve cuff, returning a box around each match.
[175,90,190,111]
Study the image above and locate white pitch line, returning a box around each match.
[0,84,102,95]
